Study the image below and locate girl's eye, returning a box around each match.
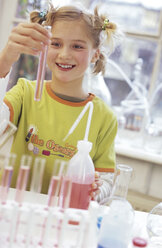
[51,42,61,47]
[73,44,84,49]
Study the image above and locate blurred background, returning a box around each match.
[0,0,162,211]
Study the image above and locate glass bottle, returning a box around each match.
[117,58,148,147]
[97,164,134,248]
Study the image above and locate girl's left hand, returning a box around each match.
[91,171,103,200]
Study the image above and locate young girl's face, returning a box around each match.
[47,19,98,86]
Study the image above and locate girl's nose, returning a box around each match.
[58,47,72,60]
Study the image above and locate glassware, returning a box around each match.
[83,66,112,106]
[97,197,134,248]
[112,58,148,147]
[15,155,32,203]
[47,159,70,208]
[99,163,133,205]
[146,202,162,247]
[111,164,133,199]
[0,153,17,203]
[143,83,162,154]
[97,164,134,248]
[30,157,46,193]
[34,26,51,101]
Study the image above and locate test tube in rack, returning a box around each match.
[47,176,61,207]
[30,157,46,193]
[15,155,32,203]
[0,153,16,203]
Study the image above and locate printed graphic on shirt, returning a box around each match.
[25,125,38,142]
[25,125,77,158]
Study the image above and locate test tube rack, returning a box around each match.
[0,200,98,248]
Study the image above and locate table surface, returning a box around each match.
[7,188,151,247]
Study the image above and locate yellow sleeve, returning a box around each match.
[93,114,118,173]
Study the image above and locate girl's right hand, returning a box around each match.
[0,23,51,77]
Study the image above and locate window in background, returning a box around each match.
[15,0,45,19]
[89,0,162,153]
[89,0,162,95]
[105,36,157,106]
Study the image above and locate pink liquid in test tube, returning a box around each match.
[0,166,13,203]
[58,176,72,208]
[34,26,51,101]
[15,165,30,203]
[47,176,61,207]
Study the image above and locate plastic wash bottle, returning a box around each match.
[67,140,95,210]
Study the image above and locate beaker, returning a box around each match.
[112,163,133,199]
[99,164,133,206]
[146,202,162,247]
[97,164,134,248]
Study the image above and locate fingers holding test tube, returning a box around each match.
[8,23,51,58]
[0,23,51,78]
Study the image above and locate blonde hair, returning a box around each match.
[30,3,118,75]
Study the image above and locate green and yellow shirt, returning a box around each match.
[4,78,117,193]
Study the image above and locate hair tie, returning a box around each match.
[38,10,47,21]
[102,18,109,30]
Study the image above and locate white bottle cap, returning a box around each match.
[77,140,92,153]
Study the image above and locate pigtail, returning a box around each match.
[94,6,117,50]
[30,10,47,24]
[93,53,106,75]
[30,2,57,26]
[102,19,117,52]
[91,7,119,75]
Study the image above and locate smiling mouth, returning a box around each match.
[56,63,75,70]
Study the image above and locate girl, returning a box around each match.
[0,3,119,203]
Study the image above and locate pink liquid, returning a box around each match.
[0,166,13,202]
[47,176,61,207]
[58,177,72,208]
[69,182,92,210]
[34,45,48,101]
[15,166,30,203]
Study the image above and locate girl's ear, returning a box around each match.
[91,49,100,63]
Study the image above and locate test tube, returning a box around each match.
[47,160,69,207]
[15,155,32,203]
[0,153,16,203]
[0,166,13,203]
[58,176,72,209]
[47,176,61,207]
[30,157,46,193]
[34,26,51,101]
